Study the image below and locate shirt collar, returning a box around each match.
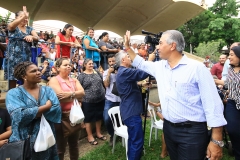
[165,54,188,69]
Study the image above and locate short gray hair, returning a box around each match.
[115,50,127,66]
[162,30,185,53]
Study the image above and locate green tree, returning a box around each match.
[178,0,240,53]
[194,40,224,63]
[178,10,215,52]
[0,11,12,23]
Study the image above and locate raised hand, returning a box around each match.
[124,30,131,48]
[22,6,29,19]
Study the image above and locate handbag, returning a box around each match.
[61,112,82,137]
[0,120,36,160]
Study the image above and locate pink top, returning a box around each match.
[56,75,76,111]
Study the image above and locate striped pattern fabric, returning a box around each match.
[225,67,240,109]
[132,55,227,127]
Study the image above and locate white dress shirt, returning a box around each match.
[132,55,227,127]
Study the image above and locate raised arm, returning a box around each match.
[8,6,28,31]
[83,38,101,52]
[124,30,137,60]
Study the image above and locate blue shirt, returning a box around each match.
[222,59,230,81]
[116,66,149,121]
[82,35,100,61]
[132,55,227,127]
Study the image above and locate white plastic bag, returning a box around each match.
[34,115,56,152]
[69,99,85,125]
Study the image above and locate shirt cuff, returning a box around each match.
[206,114,227,127]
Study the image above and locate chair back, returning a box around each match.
[108,106,124,130]
[148,105,158,122]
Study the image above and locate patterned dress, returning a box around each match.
[6,86,61,160]
[4,26,33,80]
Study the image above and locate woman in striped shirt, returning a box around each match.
[215,45,240,159]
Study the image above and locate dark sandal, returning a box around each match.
[88,140,98,145]
[96,135,107,141]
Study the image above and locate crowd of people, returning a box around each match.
[0,5,240,160]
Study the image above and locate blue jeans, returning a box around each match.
[163,120,208,160]
[225,99,240,159]
[103,99,120,137]
[124,115,143,160]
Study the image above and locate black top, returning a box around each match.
[78,70,105,103]
[0,108,11,134]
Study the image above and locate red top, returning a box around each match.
[210,62,224,80]
[56,32,76,58]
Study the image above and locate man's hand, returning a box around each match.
[148,53,156,61]
[206,141,223,160]
[108,66,114,74]
[124,30,131,48]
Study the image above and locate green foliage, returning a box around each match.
[194,40,224,62]
[178,10,215,52]
[178,0,240,55]
[0,11,12,23]
[209,0,240,18]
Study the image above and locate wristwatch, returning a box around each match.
[211,138,224,147]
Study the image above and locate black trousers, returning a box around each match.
[163,120,208,160]
[225,99,240,160]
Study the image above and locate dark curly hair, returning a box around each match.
[13,61,34,81]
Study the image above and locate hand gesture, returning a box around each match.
[206,142,223,160]
[124,30,131,48]
[22,6,29,19]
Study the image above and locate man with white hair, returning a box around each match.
[123,30,226,160]
[115,50,149,160]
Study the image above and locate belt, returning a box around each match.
[164,119,206,128]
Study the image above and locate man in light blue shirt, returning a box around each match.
[124,30,226,160]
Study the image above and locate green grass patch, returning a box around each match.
[80,119,234,160]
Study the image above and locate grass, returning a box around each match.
[80,119,235,160]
